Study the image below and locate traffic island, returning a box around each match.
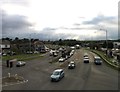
[2,74,28,87]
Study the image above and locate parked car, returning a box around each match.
[2,53,7,56]
[94,56,102,65]
[16,61,26,67]
[51,69,64,82]
[68,61,76,69]
[34,51,39,54]
[59,57,65,62]
[53,52,58,57]
[26,51,33,54]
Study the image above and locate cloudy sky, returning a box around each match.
[1,0,119,40]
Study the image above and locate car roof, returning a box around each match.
[94,56,101,59]
[54,69,63,72]
[70,61,75,63]
[18,61,23,62]
[84,56,89,58]
[84,58,89,60]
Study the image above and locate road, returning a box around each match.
[2,49,119,90]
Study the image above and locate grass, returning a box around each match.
[2,54,43,61]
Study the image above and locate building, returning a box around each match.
[0,40,10,53]
[34,41,49,53]
[113,42,120,48]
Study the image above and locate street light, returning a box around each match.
[29,34,31,52]
[100,28,108,56]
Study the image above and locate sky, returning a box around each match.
[1,0,119,40]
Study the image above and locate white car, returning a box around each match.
[59,57,65,62]
[16,61,26,67]
[51,69,64,82]
[68,61,76,69]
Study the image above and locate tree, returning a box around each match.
[108,42,113,49]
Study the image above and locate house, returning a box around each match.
[0,40,10,53]
[33,41,49,53]
[0,40,10,49]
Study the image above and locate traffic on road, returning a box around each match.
[2,46,118,90]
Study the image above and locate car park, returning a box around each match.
[16,61,26,67]
[51,69,64,82]
[59,57,65,62]
[94,56,102,65]
[68,61,76,69]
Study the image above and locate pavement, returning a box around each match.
[2,49,119,90]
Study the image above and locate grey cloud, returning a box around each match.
[2,11,33,36]
[2,0,29,6]
[73,23,81,26]
[83,15,116,25]
[29,28,77,41]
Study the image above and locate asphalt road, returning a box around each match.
[2,49,119,90]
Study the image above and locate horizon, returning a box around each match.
[1,0,119,40]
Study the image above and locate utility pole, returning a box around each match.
[30,34,31,52]
[100,29,108,56]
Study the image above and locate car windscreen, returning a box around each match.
[95,59,101,61]
[53,71,60,75]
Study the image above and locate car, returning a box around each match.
[59,57,65,62]
[51,69,64,82]
[26,51,33,54]
[2,53,7,56]
[53,52,58,57]
[83,56,89,63]
[65,55,68,60]
[68,61,76,69]
[84,53,88,57]
[16,61,26,67]
[83,58,89,63]
[84,56,89,59]
[94,56,102,65]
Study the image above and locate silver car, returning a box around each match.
[59,57,65,62]
[51,69,64,82]
[16,61,26,67]
[68,61,76,69]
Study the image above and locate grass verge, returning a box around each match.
[2,54,43,61]
[86,49,119,70]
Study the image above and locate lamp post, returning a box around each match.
[29,34,31,53]
[100,29,108,56]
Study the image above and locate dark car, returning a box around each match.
[68,61,76,69]
[94,56,102,65]
[51,69,64,82]
[16,61,26,67]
